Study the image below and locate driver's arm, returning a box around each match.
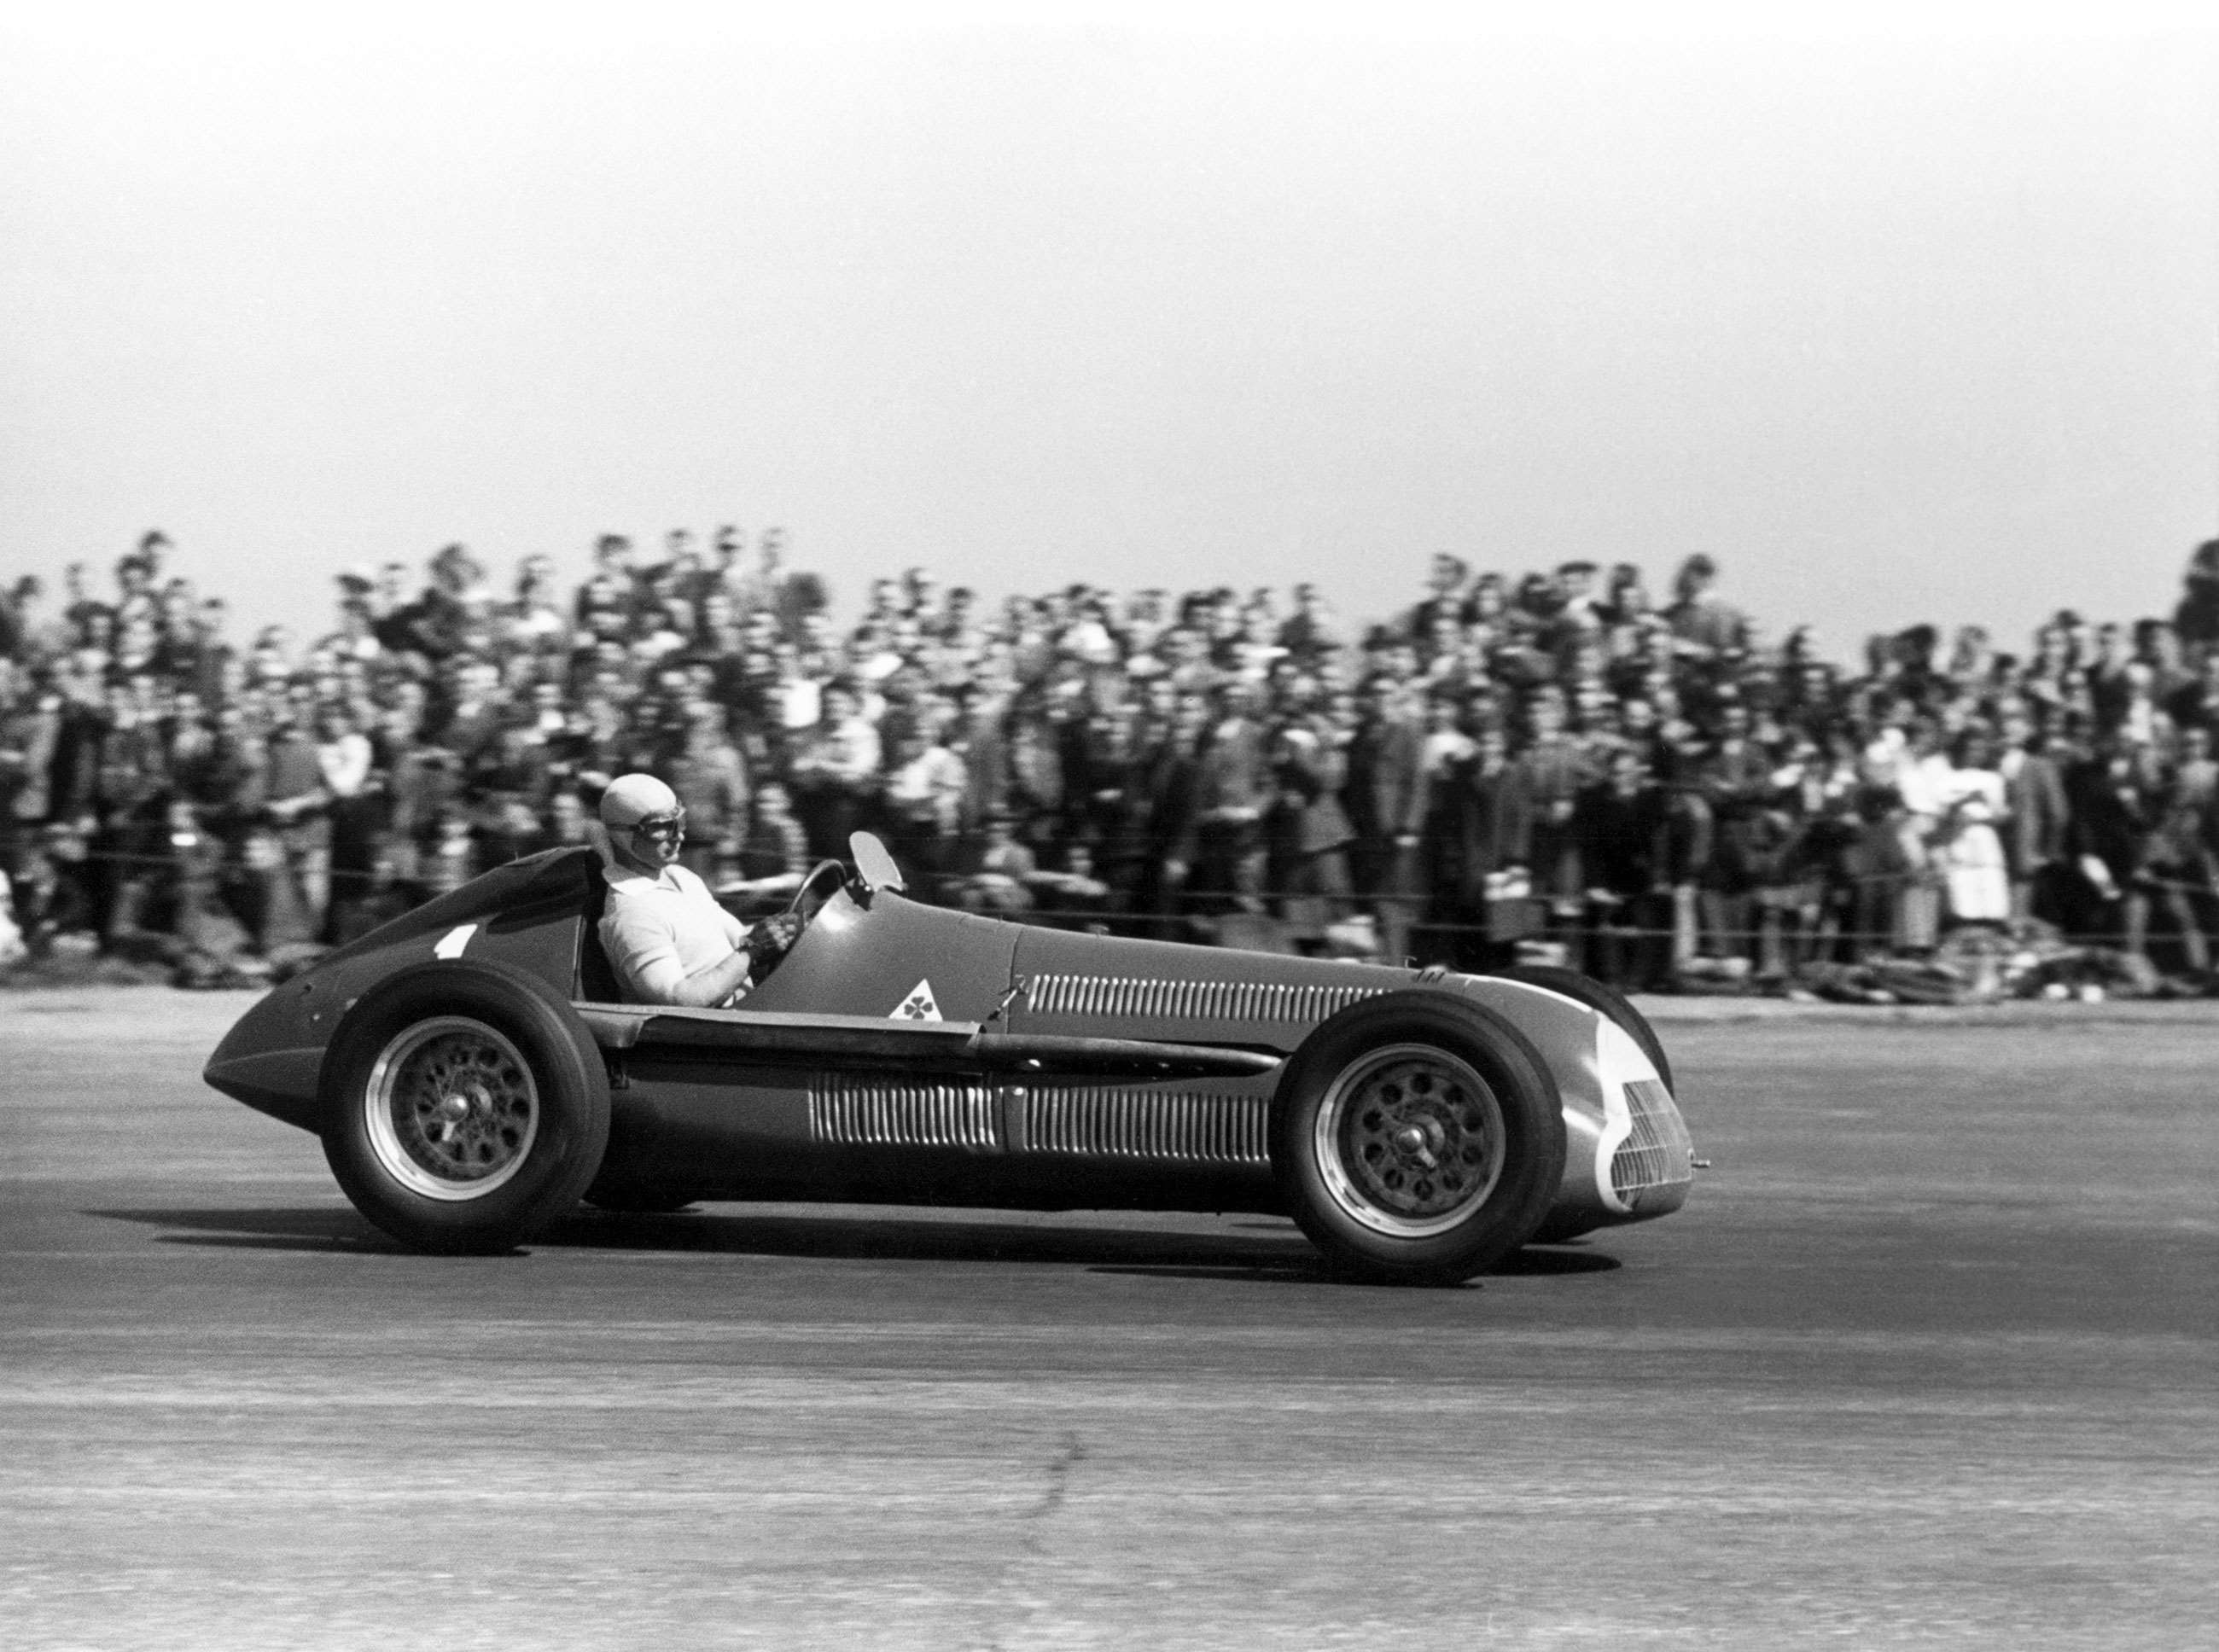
[669,946,756,1009]
[607,927,754,1009]
[662,897,756,1007]
[629,896,806,1009]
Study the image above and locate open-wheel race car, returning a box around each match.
[204,834,1695,1283]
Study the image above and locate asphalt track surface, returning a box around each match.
[3,989,2215,1650]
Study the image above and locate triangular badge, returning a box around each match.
[890,979,942,1021]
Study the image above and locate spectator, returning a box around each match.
[1191,680,1273,916]
[878,715,967,882]
[14,823,98,952]
[1937,728,2010,926]
[2140,726,2217,976]
[786,678,881,857]
[1031,841,1115,930]
[1888,718,1953,950]
[1665,554,1751,671]
[314,704,377,939]
[1266,682,1356,937]
[952,806,1037,916]
[2173,539,2219,659]
[1998,707,2070,926]
[1125,687,1205,939]
[1575,745,1669,987]
[667,698,750,881]
[2065,735,2158,956]
[1451,721,1533,971]
[14,524,2219,1003]
[261,692,329,929]
[1518,688,1592,958]
[1418,690,1478,942]
[1346,674,1428,961]
[725,782,812,905]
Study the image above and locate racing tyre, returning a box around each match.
[320,961,610,1254]
[1272,991,1565,1283]
[1488,963,1673,1094]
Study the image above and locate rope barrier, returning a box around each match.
[13,840,2216,960]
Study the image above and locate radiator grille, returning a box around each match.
[1021,1086,1270,1165]
[809,1075,1000,1149]
[1610,1079,1692,1210]
[1028,974,1380,1025]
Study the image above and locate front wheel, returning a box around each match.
[1272,991,1565,1283]
[320,961,610,1254]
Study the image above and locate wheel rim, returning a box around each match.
[363,1016,540,1202]
[1313,1043,1506,1239]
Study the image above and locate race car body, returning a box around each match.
[205,835,1694,1281]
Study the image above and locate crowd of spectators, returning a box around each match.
[6,526,2219,994]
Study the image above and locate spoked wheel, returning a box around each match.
[362,1018,542,1201]
[1273,991,1564,1283]
[321,961,609,1254]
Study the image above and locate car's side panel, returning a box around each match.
[579,887,1294,1213]
[591,1063,819,1194]
[585,1009,1287,1212]
[594,1063,1283,1213]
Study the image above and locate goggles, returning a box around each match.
[629,809,687,842]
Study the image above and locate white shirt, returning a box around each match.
[598,863,751,1006]
[1940,766,2005,825]
[1894,752,1954,819]
[779,676,822,731]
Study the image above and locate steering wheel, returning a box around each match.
[744,858,847,985]
[786,857,849,929]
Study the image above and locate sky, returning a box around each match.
[3,5,2215,660]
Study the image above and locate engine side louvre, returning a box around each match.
[1016,1086,1271,1166]
[809,1074,1001,1150]
[1027,974,1383,1029]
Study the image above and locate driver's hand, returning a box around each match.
[743,910,806,978]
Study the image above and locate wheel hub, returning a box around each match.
[1389,1118,1445,1168]
[364,1017,541,1201]
[1315,1043,1507,1236]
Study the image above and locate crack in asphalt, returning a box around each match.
[1026,1430,1086,1533]
[979,1430,1087,1651]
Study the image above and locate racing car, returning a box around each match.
[204,833,1694,1282]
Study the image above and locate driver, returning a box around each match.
[596,773,801,1007]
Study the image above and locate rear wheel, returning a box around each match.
[1272,991,1564,1283]
[320,962,609,1254]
